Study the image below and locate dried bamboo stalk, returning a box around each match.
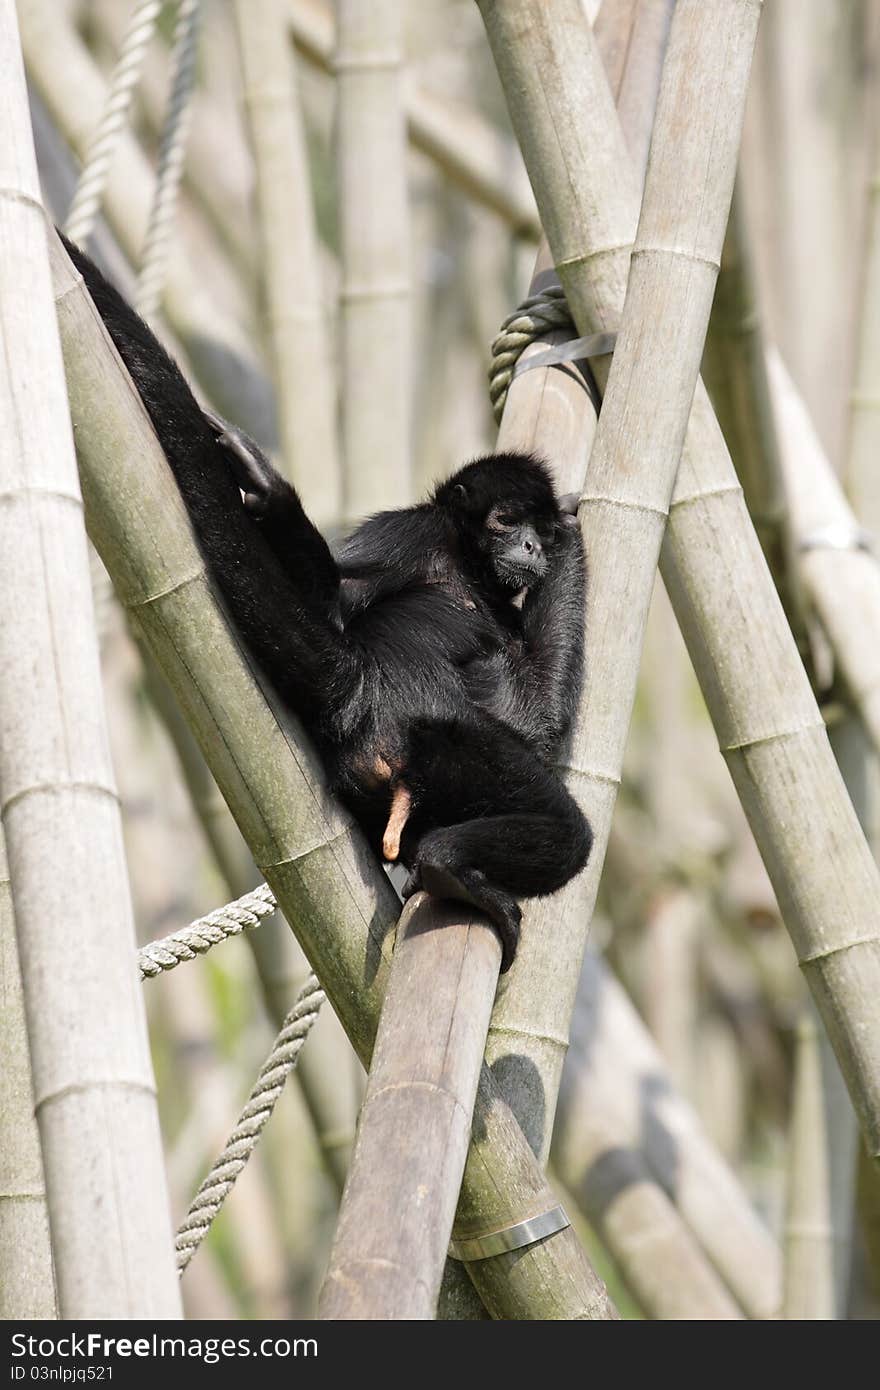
[335,0,411,516]
[0,832,56,1319]
[319,897,502,1319]
[482,0,880,1158]
[553,951,781,1319]
[235,0,340,523]
[0,3,180,1317]
[19,0,276,443]
[51,233,616,1320]
[289,0,539,236]
[783,1008,856,1319]
[847,145,880,535]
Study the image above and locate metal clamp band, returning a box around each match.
[799,524,875,555]
[511,331,618,382]
[448,1204,570,1262]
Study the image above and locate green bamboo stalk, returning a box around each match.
[51,231,616,1321]
[480,0,880,1159]
[235,0,340,523]
[0,1,180,1317]
[0,831,57,1319]
[335,0,411,516]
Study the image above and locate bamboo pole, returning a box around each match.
[289,0,539,237]
[0,832,57,1319]
[847,140,880,537]
[783,1009,856,1319]
[235,0,340,523]
[0,4,180,1317]
[319,898,502,1319]
[335,0,411,516]
[553,951,781,1319]
[480,0,880,1159]
[51,233,615,1320]
[19,0,276,445]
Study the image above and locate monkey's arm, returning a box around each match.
[204,411,339,618]
[518,523,586,752]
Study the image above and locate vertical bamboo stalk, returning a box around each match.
[0,832,57,1319]
[783,1009,856,1319]
[235,0,340,524]
[335,0,411,517]
[0,2,180,1318]
[847,143,880,536]
[319,898,502,1319]
[51,233,615,1321]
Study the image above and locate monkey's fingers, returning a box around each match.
[382,783,412,861]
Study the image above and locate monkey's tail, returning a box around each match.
[62,234,352,728]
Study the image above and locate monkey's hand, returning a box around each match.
[203,408,279,516]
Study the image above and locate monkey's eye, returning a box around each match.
[486,509,517,532]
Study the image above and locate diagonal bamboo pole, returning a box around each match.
[479,0,880,1159]
[0,0,180,1318]
[335,0,411,517]
[234,0,340,524]
[0,831,57,1319]
[319,898,502,1319]
[50,232,616,1321]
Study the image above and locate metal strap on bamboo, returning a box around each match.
[137,883,325,1274]
[489,283,615,421]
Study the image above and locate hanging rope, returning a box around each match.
[64,0,163,245]
[488,284,576,421]
[137,883,277,980]
[175,973,326,1273]
[136,0,201,318]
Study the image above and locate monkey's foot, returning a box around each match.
[404,863,521,972]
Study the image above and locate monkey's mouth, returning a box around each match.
[496,556,547,589]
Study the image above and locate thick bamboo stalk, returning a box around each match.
[481,0,880,1158]
[235,0,340,523]
[0,832,56,1319]
[289,0,539,237]
[51,233,616,1321]
[553,951,781,1319]
[335,0,411,516]
[0,4,180,1317]
[19,0,276,444]
[320,898,502,1319]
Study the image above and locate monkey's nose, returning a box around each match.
[522,537,541,556]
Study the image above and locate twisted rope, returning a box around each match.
[136,0,201,318]
[137,883,277,980]
[488,284,576,421]
[64,0,163,245]
[175,973,326,1273]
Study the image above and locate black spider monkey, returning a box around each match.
[64,236,592,971]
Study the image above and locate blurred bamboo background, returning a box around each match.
[2,0,880,1320]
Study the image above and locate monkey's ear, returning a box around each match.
[558,491,581,516]
[452,483,468,504]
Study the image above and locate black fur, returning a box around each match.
[65,235,591,970]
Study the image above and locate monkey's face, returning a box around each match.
[483,505,551,590]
